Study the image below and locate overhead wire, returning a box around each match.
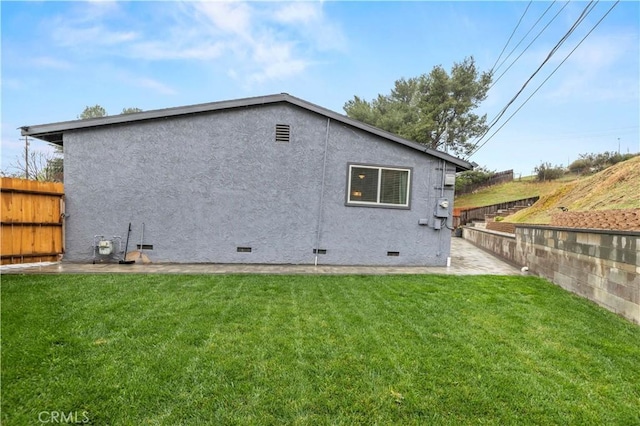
[468,0,599,156]
[490,0,532,73]
[486,1,597,131]
[468,0,621,157]
[490,1,571,90]
[493,1,558,75]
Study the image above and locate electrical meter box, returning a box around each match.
[444,173,456,186]
[435,198,449,218]
[98,240,113,255]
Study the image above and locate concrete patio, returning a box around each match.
[1,237,521,276]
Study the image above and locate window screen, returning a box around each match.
[347,164,410,207]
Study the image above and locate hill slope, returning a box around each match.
[454,176,577,210]
[507,156,640,224]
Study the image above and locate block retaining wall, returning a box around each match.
[463,225,639,324]
[485,221,517,234]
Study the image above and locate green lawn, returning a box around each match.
[2,274,639,425]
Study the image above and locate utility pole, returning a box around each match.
[24,136,29,179]
[617,137,620,155]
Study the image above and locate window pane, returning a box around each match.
[350,167,379,202]
[380,169,409,205]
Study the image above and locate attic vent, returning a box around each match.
[275,124,290,142]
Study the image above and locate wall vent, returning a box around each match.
[387,251,400,257]
[313,249,327,255]
[136,244,153,250]
[237,247,252,253]
[275,124,291,142]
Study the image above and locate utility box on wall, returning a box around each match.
[435,198,449,218]
[444,173,456,186]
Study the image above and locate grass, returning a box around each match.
[509,157,640,223]
[454,176,578,210]
[2,274,640,425]
[455,157,640,218]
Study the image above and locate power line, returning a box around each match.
[468,1,621,158]
[493,1,558,75]
[490,1,532,73]
[470,1,598,154]
[486,1,596,131]
[490,1,570,90]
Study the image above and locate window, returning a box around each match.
[347,164,411,208]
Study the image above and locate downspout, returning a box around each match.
[437,159,446,258]
[440,159,446,198]
[314,118,331,266]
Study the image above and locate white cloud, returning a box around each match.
[51,24,138,48]
[271,2,346,52]
[193,1,253,38]
[30,56,73,70]
[129,40,226,61]
[116,72,178,95]
[274,3,321,24]
[565,33,633,70]
[44,1,347,86]
[244,36,310,84]
[134,77,178,96]
[48,2,138,49]
[543,32,639,102]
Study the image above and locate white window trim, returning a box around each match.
[346,164,412,208]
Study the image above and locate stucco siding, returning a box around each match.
[63,103,454,265]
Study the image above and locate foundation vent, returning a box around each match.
[237,247,252,253]
[387,251,400,257]
[313,249,327,255]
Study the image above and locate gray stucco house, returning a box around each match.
[22,93,472,266]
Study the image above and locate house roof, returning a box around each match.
[21,93,473,171]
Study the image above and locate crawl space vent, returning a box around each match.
[275,124,291,143]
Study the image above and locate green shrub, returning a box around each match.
[534,162,565,181]
[569,152,639,175]
[455,167,494,192]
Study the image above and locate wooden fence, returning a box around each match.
[1,177,64,265]
[456,196,540,227]
[456,169,514,195]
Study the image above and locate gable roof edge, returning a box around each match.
[21,93,473,171]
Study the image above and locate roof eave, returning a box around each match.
[20,94,288,140]
[21,93,473,171]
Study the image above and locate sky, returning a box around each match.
[1,1,639,178]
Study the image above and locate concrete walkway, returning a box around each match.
[1,238,520,275]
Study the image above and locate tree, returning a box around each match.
[568,151,638,175]
[2,149,62,182]
[121,107,143,114]
[78,105,107,119]
[455,166,495,192]
[344,57,492,157]
[534,162,564,182]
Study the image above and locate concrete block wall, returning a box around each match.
[463,226,639,324]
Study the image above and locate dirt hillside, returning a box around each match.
[507,156,640,230]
